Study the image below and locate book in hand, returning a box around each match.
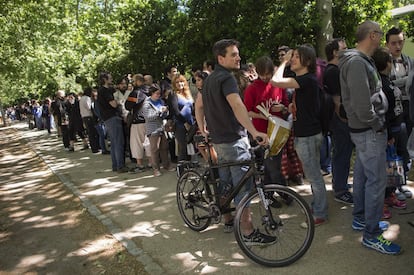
[256,104,291,156]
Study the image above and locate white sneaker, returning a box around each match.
[400,186,413,198]
[395,188,406,201]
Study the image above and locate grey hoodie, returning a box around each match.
[338,49,388,132]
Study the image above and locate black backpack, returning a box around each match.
[317,85,334,136]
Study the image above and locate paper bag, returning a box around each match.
[256,104,291,156]
[267,116,291,155]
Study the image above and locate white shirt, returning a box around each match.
[79,95,93,118]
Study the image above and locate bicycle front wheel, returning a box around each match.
[176,170,212,231]
[234,185,314,267]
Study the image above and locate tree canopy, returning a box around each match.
[0,0,412,106]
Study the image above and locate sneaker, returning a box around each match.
[165,166,176,172]
[269,197,282,208]
[399,186,413,198]
[384,193,407,209]
[334,192,354,205]
[242,229,277,246]
[265,192,282,208]
[362,234,401,255]
[153,169,161,177]
[67,147,74,152]
[280,193,294,205]
[395,188,406,201]
[117,166,129,173]
[382,205,392,219]
[352,219,390,231]
[301,217,326,229]
[223,220,234,233]
[129,166,144,173]
[321,169,331,176]
[294,174,304,185]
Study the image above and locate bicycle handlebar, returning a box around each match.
[193,134,268,162]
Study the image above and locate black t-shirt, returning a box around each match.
[323,64,340,96]
[294,73,321,137]
[97,86,117,121]
[203,64,246,143]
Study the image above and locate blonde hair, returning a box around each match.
[172,74,193,100]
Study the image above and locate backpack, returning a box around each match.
[317,85,334,136]
[316,58,334,136]
[316,58,327,88]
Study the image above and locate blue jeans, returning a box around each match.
[331,114,354,195]
[350,130,387,239]
[320,135,332,173]
[214,137,252,205]
[295,133,328,219]
[104,116,125,171]
[95,122,108,152]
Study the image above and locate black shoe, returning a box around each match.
[242,229,277,246]
[129,166,145,173]
[279,193,293,206]
[117,167,129,173]
[266,192,282,208]
[102,150,110,155]
[81,145,89,150]
[334,192,353,205]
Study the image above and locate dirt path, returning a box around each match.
[0,126,148,274]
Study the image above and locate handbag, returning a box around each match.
[164,119,176,133]
[186,122,198,144]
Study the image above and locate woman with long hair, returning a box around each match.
[171,74,195,161]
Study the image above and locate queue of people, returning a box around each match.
[15,22,414,256]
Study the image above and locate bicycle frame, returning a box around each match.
[197,136,270,217]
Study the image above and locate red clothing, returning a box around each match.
[243,78,288,133]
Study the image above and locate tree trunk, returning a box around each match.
[316,0,333,59]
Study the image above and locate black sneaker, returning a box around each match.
[266,192,282,208]
[334,192,353,205]
[129,166,145,173]
[223,220,234,233]
[242,229,277,246]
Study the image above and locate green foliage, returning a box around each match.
[0,0,410,106]
[331,0,393,45]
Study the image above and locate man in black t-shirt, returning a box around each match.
[97,72,127,173]
[323,38,354,205]
[195,39,272,245]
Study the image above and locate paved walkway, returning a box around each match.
[4,122,414,274]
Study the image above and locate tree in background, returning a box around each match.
[0,0,410,107]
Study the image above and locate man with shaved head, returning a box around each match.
[339,20,401,255]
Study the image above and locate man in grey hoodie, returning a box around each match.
[339,20,401,255]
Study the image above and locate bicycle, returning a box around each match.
[176,135,314,267]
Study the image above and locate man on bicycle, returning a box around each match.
[195,39,275,245]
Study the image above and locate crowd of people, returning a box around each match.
[9,20,414,256]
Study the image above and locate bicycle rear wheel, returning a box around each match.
[234,185,314,267]
[176,170,212,231]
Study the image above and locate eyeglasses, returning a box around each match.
[373,30,384,36]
